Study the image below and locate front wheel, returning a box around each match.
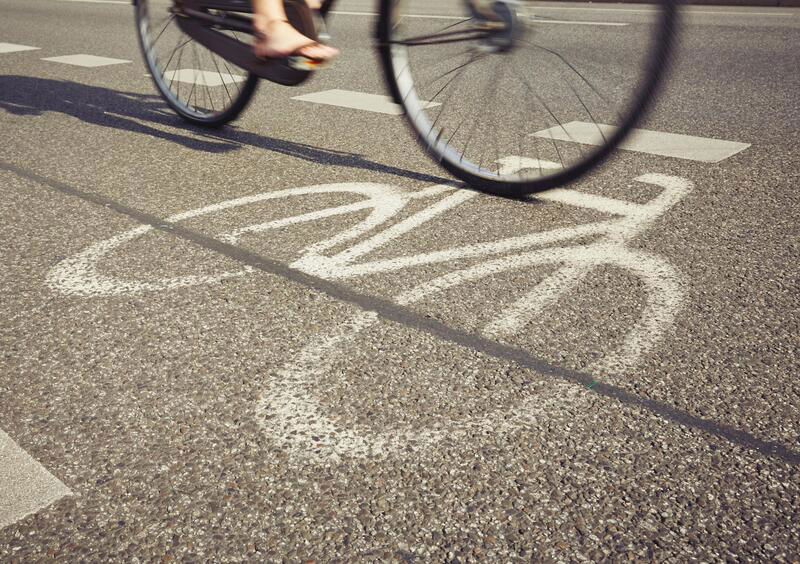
[135,0,259,127]
[377,0,680,196]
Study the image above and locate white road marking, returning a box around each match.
[329,11,627,26]
[60,0,128,4]
[523,6,796,16]
[526,19,627,26]
[52,1,798,16]
[47,183,420,297]
[533,121,750,163]
[47,158,692,461]
[292,89,440,116]
[0,429,72,530]
[161,69,246,87]
[0,43,40,54]
[42,54,131,68]
[258,164,692,460]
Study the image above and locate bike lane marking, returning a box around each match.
[258,164,692,460]
[0,429,72,530]
[2,156,796,474]
[46,182,452,297]
[43,157,694,461]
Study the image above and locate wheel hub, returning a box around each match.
[471,1,525,53]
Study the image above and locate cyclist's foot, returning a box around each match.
[253,18,338,63]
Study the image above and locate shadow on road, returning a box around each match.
[0,75,452,185]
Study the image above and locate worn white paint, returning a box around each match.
[60,0,128,4]
[41,54,131,68]
[161,69,246,87]
[55,1,792,16]
[48,183,409,297]
[533,122,751,163]
[329,11,628,25]
[257,160,691,459]
[0,429,72,530]
[47,157,692,462]
[292,89,440,116]
[0,43,40,54]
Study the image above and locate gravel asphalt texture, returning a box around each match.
[1,0,799,561]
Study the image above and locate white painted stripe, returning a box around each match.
[60,0,128,4]
[54,1,797,16]
[0,429,72,530]
[162,69,246,87]
[529,19,627,26]
[526,6,796,16]
[292,89,440,116]
[330,11,627,26]
[532,121,750,163]
[0,43,40,54]
[42,54,131,67]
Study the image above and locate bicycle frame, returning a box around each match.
[129,0,339,30]
[134,0,496,87]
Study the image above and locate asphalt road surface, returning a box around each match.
[1,0,799,561]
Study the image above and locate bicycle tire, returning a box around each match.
[135,0,259,127]
[377,1,680,196]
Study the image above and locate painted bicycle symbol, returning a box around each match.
[48,157,693,460]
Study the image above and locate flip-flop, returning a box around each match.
[286,41,336,70]
[253,21,336,71]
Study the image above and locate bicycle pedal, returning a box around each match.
[288,56,329,71]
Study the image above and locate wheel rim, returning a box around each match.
[384,0,678,189]
[137,0,253,121]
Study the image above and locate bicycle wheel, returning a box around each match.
[377,0,680,196]
[135,0,259,127]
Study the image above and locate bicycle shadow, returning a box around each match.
[0,75,455,186]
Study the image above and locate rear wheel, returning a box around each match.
[377,0,680,196]
[135,0,259,127]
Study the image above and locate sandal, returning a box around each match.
[253,19,338,70]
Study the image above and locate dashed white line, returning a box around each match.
[162,69,246,87]
[292,89,440,116]
[59,0,128,4]
[524,5,796,16]
[42,54,131,67]
[329,10,628,26]
[54,0,797,17]
[0,429,72,530]
[533,121,751,163]
[0,43,40,54]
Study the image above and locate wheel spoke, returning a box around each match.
[389,27,492,47]
[137,0,255,124]
[383,0,677,193]
[150,13,176,49]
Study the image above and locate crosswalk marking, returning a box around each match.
[0,429,72,530]
[292,89,439,116]
[42,54,131,68]
[161,69,247,87]
[0,43,40,54]
[532,121,751,163]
